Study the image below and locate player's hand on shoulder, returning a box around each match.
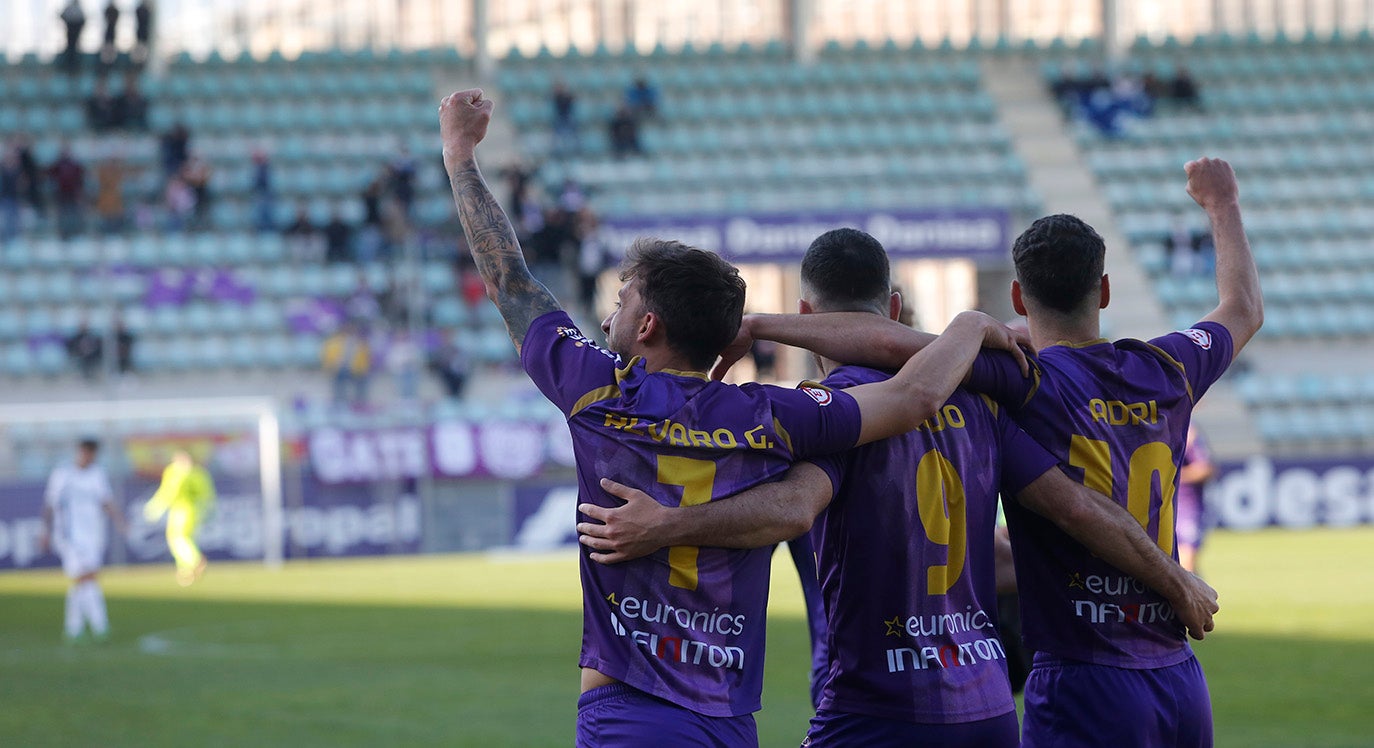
[439,88,495,160]
[577,479,671,564]
[710,315,757,381]
[1174,571,1220,641]
[1185,157,1239,211]
[953,311,1031,376]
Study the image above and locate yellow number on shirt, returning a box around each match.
[656,456,717,591]
[917,450,968,595]
[1069,435,1178,554]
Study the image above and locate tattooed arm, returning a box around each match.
[440,89,560,352]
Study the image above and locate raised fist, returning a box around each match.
[439,88,495,159]
[1185,157,1239,211]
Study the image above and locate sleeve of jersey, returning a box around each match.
[1148,321,1235,401]
[801,371,864,499]
[768,384,862,461]
[997,413,1060,496]
[518,310,622,416]
[966,350,1038,412]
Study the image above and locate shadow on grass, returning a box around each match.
[2,592,1367,747]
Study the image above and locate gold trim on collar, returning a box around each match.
[658,367,711,381]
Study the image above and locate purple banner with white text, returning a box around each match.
[599,208,1010,264]
[1208,456,1374,530]
[306,419,576,485]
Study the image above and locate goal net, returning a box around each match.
[0,397,283,571]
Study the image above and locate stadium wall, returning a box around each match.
[6,451,1374,572]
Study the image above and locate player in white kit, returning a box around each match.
[39,439,126,643]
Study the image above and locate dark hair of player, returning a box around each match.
[78,438,100,452]
[1012,214,1106,314]
[800,228,891,313]
[619,238,747,370]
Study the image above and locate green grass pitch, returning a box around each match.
[2,528,1372,746]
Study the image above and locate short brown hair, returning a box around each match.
[620,238,747,370]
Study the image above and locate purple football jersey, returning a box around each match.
[807,366,1058,724]
[1175,426,1212,548]
[967,321,1234,668]
[521,311,862,717]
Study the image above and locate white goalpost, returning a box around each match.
[0,397,285,568]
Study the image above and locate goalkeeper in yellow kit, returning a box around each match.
[143,451,216,586]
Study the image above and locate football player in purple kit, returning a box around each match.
[578,228,1221,746]
[685,158,1261,747]
[440,89,1035,747]
[1176,424,1216,573]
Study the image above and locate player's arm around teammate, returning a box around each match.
[580,460,1219,640]
[440,89,562,348]
[711,157,1261,378]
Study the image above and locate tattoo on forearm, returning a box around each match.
[448,157,560,348]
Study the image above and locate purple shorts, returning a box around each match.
[1022,653,1212,748]
[575,683,758,747]
[804,708,1019,747]
[1175,490,1206,550]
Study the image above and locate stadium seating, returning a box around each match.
[1058,32,1374,452]
[1066,33,1374,340]
[0,49,518,385]
[497,40,1037,217]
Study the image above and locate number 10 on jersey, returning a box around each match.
[1069,435,1177,554]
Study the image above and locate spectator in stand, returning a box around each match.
[48,145,87,239]
[113,314,134,374]
[133,0,153,66]
[608,105,641,159]
[345,272,381,324]
[1047,63,1075,115]
[749,339,778,380]
[60,0,87,75]
[87,78,121,132]
[251,149,275,232]
[358,173,386,260]
[386,330,422,401]
[163,174,195,231]
[324,207,355,264]
[1142,72,1167,102]
[283,203,320,261]
[0,146,20,243]
[160,123,190,177]
[1172,65,1202,110]
[94,154,126,233]
[15,136,44,221]
[179,152,211,228]
[551,81,579,155]
[428,329,470,400]
[558,179,587,213]
[389,146,417,219]
[575,210,612,316]
[116,75,149,130]
[624,76,659,119]
[529,204,574,296]
[100,0,120,68]
[460,265,487,310]
[379,198,409,261]
[322,322,371,408]
[67,318,103,380]
[502,162,535,219]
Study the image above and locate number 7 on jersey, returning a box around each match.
[656,456,717,591]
